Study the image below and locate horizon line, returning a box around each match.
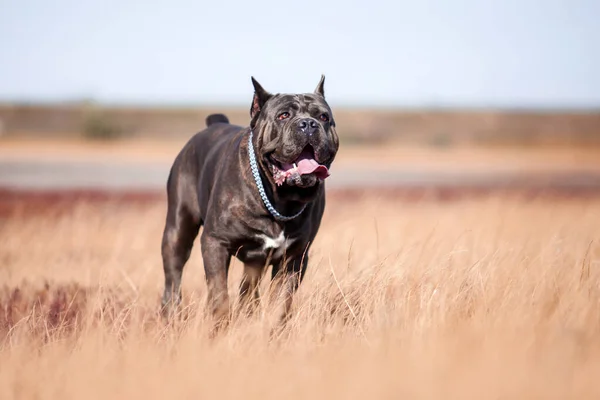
[1,97,600,113]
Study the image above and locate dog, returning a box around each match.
[160,76,339,328]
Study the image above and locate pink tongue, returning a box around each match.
[296,158,329,177]
[282,151,330,179]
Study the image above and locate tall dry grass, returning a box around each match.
[1,193,600,399]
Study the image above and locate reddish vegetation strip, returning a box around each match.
[0,188,164,218]
[0,282,165,341]
[0,283,91,338]
[3,186,600,219]
[327,185,600,202]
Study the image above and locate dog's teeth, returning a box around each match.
[293,163,298,170]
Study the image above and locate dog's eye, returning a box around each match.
[319,113,330,122]
[277,112,290,121]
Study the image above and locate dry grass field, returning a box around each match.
[2,191,600,399]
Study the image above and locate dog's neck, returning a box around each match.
[247,130,307,222]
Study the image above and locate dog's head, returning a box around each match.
[249,76,339,201]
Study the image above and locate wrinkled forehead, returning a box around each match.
[265,93,330,114]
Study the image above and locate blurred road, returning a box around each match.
[1,158,600,191]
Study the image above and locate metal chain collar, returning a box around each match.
[247,130,306,222]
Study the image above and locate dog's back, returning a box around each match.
[163,113,244,218]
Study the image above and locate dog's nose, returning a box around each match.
[297,118,318,135]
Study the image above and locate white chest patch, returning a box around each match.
[256,232,295,258]
[257,231,286,250]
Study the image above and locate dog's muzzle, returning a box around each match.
[271,144,330,186]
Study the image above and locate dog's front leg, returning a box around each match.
[270,255,309,329]
[200,234,232,331]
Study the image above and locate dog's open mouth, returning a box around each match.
[270,145,330,186]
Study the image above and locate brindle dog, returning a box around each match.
[160,76,339,328]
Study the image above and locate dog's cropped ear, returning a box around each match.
[314,75,325,97]
[250,77,273,119]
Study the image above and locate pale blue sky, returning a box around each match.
[1,0,599,108]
